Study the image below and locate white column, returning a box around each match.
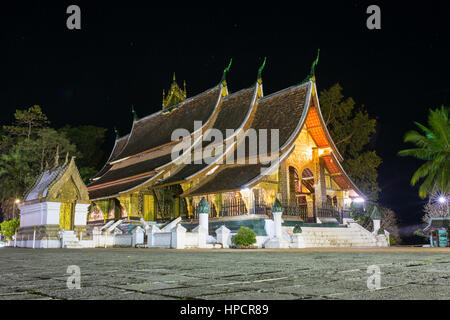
[199,213,208,231]
[273,211,282,239]
[373,219,381,234]
[198,213,208,248]
[32,227,36,249]
[264,202,290,248]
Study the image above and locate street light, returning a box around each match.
[353,197,365,203]
[435,194,449,217]
[12,199,20,219]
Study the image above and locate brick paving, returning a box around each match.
[0,247,449,300]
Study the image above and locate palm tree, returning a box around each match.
[398,105,449,198]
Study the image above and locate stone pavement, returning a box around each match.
[0,247,449,300]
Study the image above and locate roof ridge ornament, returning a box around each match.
[63,152,69,167]
[114,127,120,140]
[257,57,267,83]
[301,48,320,84]
[220,58,232,86]
[162,74,187,110]
[131,105,138,121]
[53,144,60,169]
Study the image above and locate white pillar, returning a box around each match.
[14,232,17,247]
[171,224,186,249]
[198,213,208,248]
[373,219,381,235]
[273,211,282,239]
[264,198,290,249]
[32,227,36,249]
[215,225,231,248]
[199,213,208,231]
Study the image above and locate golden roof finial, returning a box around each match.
[162,73,187,110]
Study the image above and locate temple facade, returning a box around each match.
[87,64,365,227]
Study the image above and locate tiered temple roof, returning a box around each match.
[88,68,364,201]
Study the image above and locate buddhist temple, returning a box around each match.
[16,155,91,248]
[87,57,366,228]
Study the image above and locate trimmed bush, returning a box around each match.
[233,226,256,246]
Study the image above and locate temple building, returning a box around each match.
[16,155,90,248]
[87,59,365,227]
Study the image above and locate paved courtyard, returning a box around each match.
[0,247,449,300]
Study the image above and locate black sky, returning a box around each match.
[1,1,449,239]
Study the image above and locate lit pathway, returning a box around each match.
[0,247,449,300]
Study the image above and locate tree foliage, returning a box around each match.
[319,83,382,200]
[0,150,35,203]
[398,106,449,198]
[3,105,49,140]
[0,105,108,220]
[0,107,74,220]
[59,125,107,169]
[0,218,20,241]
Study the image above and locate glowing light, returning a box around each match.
[353,197,365,203]
[438,196,447,204]
[15,199,20,204]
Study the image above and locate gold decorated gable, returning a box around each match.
[24,157,90,205]
[162,73,187,109]
[46,158,90,203]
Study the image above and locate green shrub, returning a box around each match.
[378,228,385,235]
[0,218,20,241]
[293,224,302,233]
[389,235,396,246]
[233,226,256,246]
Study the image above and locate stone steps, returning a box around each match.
[62,231,83,248]
[285,225,383,248]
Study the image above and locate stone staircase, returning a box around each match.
[284,223,387,248]
[62,231,83,248]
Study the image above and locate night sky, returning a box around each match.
[1,1,449,241]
